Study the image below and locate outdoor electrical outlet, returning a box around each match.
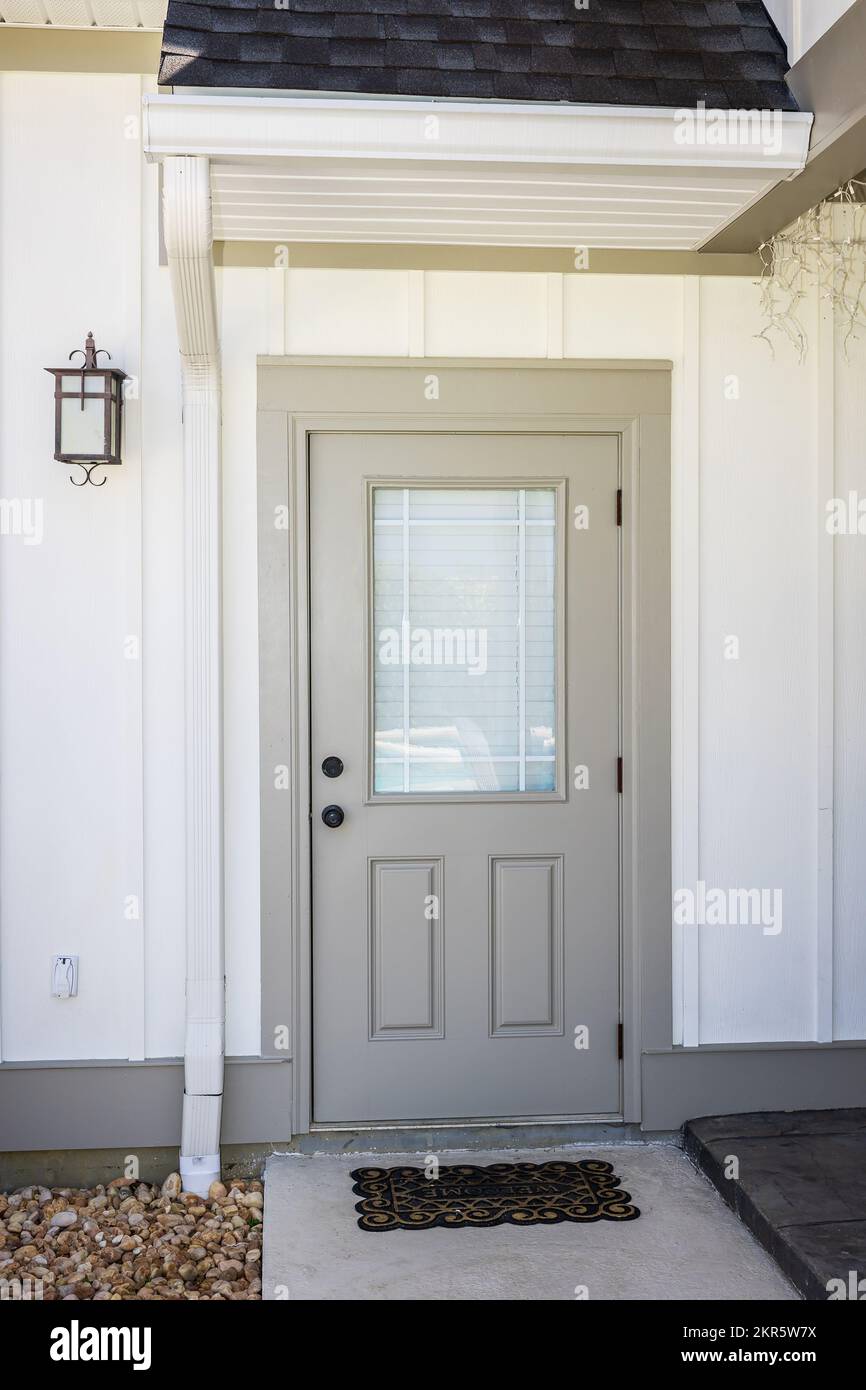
[51,955,79,998]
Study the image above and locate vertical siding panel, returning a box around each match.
[285,269,410,356]
[815,291,835,1042]
[546,273,564,359]
[141,94,186,1059]
[267,265,287,358]
[124,75,146,1061]
[698,277,818,1044]
[832,209,866,1040]
[424,272,547,357]
[407,270,425,356]
[220,269,274,1058]
[676,278,702,1047]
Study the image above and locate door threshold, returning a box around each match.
[311,1113,622,1131]
[292,1117,648,1155]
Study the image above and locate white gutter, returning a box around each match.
[162,155,224,1200]
[143,92,813,173]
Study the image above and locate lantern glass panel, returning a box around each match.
[61,373,104,395]
[60,392,106,457]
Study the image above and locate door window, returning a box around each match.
[372,486,558,795]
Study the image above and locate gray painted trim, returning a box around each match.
[258,409,294,1060]
[641,1047,866,1131]
[0,29,162,74]
[787,0,866,149]
[215,242,763,276]
[0,1058,291,1153]
[5,1046,863,1152]
[257,358,673,1134]
[0,1145,283,1192]
[633,412,674,1058]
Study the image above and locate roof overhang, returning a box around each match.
[0,0,164,75]
[143,92,813,253]
[705,0,866,251]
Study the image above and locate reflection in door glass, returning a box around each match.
[373,487,556,794]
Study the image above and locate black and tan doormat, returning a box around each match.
[350,1160,640,1232]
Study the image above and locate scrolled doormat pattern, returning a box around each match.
[350,1160,640,1232]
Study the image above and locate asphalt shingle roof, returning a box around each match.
[159,0,797,110]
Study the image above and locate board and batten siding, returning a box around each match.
[0,71,864,1067]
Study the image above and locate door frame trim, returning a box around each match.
[257,358,672,1137]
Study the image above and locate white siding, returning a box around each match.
[696,278,819,1043]
[0,73,144,1059]
[285,269,410,357]
[764,0,856,62]
[139,140,185,1060]
[219,269,271,1059]
[832,325,866,1040]
[1,72,865,1062]
[563,275,682,361]
[424,273,549,359]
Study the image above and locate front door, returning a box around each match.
[310,431,620,1124]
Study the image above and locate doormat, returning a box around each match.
[350,1160,640,1232]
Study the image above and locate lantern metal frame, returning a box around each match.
[45,332,127,486]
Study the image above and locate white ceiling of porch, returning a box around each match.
[209,159,788,252]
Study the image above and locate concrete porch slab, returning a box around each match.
[262,1144,797,1301]
[684,1109,866,1301]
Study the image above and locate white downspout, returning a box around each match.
[162,156,224,1198]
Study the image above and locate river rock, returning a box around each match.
[49,1211,78,1230]
[161,1173,182,1200]
[15,1185,52,1204]
[0,1171,263,1302]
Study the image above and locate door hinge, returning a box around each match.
[616,488,623,526]
[617,1022,624,1060]
[617,756,623,794]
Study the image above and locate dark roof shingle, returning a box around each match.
[159,0,797,109]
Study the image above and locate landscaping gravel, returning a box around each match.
[0,1173,263,1300]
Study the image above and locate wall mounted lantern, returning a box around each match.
[45,333,127,486]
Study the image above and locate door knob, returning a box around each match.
[322,755,344,779]
[321,804,345,828]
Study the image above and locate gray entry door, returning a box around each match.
[310,431,620,1124]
